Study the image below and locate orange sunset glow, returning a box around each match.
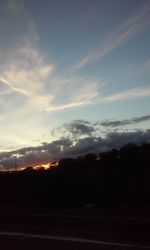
[31,161,59,170]
[16,161,59,172]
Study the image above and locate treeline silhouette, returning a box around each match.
[0,142,150,207]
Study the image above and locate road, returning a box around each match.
[0,210,150,249]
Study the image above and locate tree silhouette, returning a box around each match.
[0,142,150,207]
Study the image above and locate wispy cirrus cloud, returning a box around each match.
[45,85,150,112]
[0,9,57,149]
[1,1,149,115]
[0,21,54,110]
[74,1,150,69]
[0,14,104,114]
[7,0,24,15]
[0,35,53,94]
[46,101,86,112]
[46,76,105,112]
[98,85,150,104]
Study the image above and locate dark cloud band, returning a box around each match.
[0,128,150,170]
[100,115,150,127]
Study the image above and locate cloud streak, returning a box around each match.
[46,77,104,112]
[46,85,150,112]
[98,85,150,104]
[0,16,56,113]
[1,2,149,115]
[0,43,54,99]
[0,0,150,154]
[7,0,24,15]
[74,1,150,69]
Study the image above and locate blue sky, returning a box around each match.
[0,0,150,158]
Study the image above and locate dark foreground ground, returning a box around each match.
[0,206,150,249]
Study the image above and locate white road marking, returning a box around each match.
[0,231,149,249]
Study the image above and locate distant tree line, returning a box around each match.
[0,142,150,207]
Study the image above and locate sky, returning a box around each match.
[0,0,150,169]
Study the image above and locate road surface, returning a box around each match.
[0,209,150,249]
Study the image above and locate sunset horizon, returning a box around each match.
[0,0,150,170]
